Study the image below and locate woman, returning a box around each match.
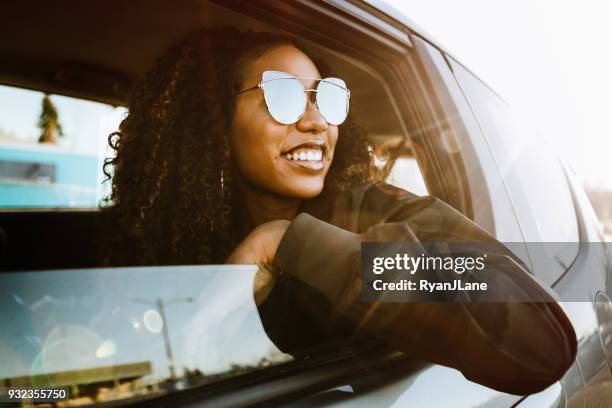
[102,27,576,395]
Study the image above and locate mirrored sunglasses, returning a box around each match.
[236,70,350,126]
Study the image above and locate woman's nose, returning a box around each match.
[296,98,328,134]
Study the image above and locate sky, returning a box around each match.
[384,0,612,189]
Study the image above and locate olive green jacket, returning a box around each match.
[259,182,576,395]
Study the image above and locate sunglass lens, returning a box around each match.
[262,72,305,125]
[316,78,349,126]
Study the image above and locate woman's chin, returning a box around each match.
[279,177,325,199]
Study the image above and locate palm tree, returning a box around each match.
[37,94,63,144]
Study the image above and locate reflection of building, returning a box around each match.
[1,361,152,404]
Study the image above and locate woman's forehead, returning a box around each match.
[244,45,321,85]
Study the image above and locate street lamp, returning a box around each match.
[132,297,194,380]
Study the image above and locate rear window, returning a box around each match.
[0,85,125,208]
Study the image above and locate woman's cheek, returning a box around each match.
[242,134,284,185]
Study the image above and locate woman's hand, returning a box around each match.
[225,219,291,305]
[226,219,290,264]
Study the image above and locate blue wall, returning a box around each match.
[0,146,99,208]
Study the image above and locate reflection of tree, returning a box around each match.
[37,94,63,144]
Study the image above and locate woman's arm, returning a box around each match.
[265,185,577,395]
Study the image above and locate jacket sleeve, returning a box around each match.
[261,184,577,395]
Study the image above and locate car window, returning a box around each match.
[0,85,125,208]
[370,135,429,196]
[449,58,579,283]
[0,266,292,404]
[387,156,428,196]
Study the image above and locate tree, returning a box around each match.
[37,94,63,144]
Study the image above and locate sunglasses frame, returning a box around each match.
[235,70,351,125]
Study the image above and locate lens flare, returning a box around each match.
[95,340,117,358]
[30,324,103,386]
[143,309,163,333]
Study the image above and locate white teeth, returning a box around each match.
[285,148,324,161]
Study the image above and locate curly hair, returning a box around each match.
[100,26,373,266]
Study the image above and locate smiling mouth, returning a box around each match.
[282,144,326,171]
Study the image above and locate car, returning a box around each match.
[0,1,610,407]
